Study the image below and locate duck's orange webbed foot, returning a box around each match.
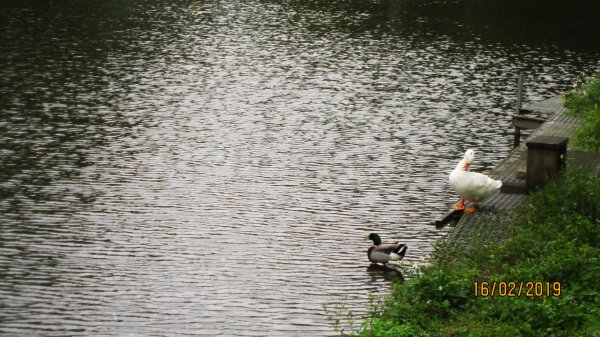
[452,199,466,211]
[465,207,477,213]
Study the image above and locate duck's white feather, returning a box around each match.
[450,168,502,200]
[449,150,502,201]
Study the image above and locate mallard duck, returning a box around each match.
[449,149,502,213]
[364,233,407,266]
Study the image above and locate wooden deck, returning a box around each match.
[442,95,600,243]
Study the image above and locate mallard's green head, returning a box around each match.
[363,233,382,245]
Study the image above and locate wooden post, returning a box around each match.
[513,74,524,148]
[526,136,568,193]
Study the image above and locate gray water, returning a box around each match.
[1,0,598,336]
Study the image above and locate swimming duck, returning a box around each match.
[449,149,502,213]
[364,233,407,266]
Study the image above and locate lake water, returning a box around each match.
[0,0,598,335]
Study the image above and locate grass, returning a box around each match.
[564,75,600,152]
[351,171,600,337]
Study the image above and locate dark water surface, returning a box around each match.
[1,0,598,335]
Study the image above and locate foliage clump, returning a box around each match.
[565,75,600,152]
[353,171,600,337]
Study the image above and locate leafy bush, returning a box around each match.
[565,76,600,151]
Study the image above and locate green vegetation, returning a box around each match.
[351,171,600,337]
[564,75,600,151]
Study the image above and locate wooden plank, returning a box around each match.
[526,136,568,192]
[500,181,526,194]
[518,108,541,115]
[512,114,545,129]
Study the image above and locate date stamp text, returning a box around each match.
[473,281,561,297]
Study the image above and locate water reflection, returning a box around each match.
[366,264,405,283]
[0,0,598,336]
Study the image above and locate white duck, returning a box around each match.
[449,149,502,213]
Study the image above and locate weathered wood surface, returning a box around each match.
[513,114,545,130]
[526,136,568,192]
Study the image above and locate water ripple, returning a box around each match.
[0,0,598,336]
